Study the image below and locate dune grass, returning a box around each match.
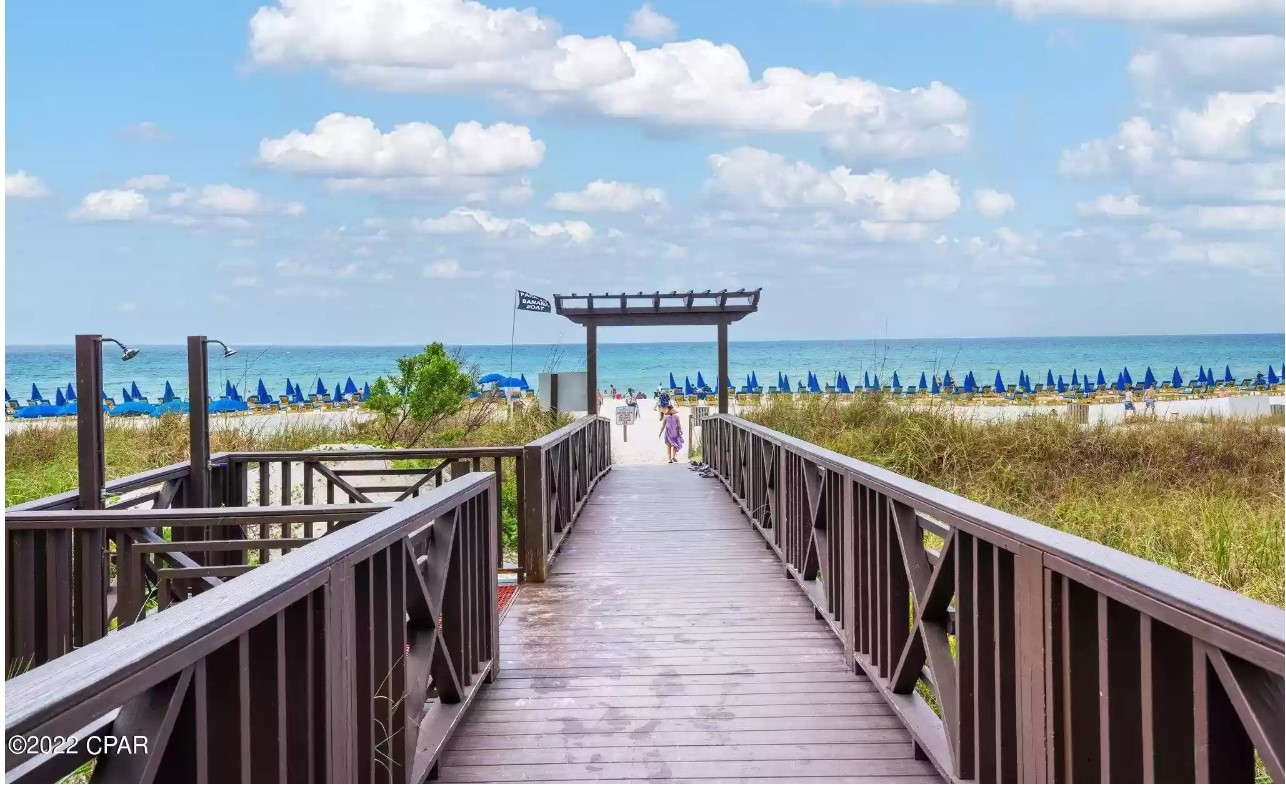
[745,396,1284,606]
[5,414,363,507]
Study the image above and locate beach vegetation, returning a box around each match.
[745,395,1284,606]
[363,343,478,446]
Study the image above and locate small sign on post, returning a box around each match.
[615,406,639,441]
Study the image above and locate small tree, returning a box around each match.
[364,343,476,445]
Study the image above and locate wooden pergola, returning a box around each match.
[554,289,762,414]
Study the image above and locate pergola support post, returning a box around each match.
[586,323,598,415]
[717,322,729,414]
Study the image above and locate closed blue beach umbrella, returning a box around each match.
[872,374,881,389]
[863,371,871,389]
[519,373,530,390]
[918,372,928,390]
[1122,367,1133,386]
[284,378,295,398]
[1056,375,1066,394]
[30,384,44,403]
[1021,373,1032,393]
[1071,369,1079,386]
[224,380,235,399]
[1046,370,1055,388]
[1197,366,1207,385]
[315,377,327,397]
[669,372,677,389]
[750,371,759,389]
[1224,365,1234,384]
[257,379,271,403]
[162,381,176,403]
[1171,367,1183,387]
[1115,372,1126,392]
[1083,376,1093,394]
[1269,366,1280,385]
[344,377,359,396]
[891,372,901,388]
[362,381,371,401]
[963,373,975,393]
[3,388,10,402]
[930,377,940,394]
[684,376,694,395]
[1096,369,1106,387]
[54,388,67,407]
[293,384,306,404]
[334,383,344,401]
[696,372,707,390]
[808,373,822,393]
[838,374,851,393]
[781,374,791,391]
[130,381,143,400]
[942,371,954,387]
[993,371,1005,392]
[122,387,133,404]
[65,383,76,401]
[1144,367,1156,387]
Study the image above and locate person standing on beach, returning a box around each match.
[659,405,684,463]
[1123,388,1136,418]
[1144,385,1157,418]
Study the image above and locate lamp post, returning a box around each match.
[74,335,140,509]
[72,334,139,648]
[186,336,236,508]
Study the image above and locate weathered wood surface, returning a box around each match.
[438,465,940,783]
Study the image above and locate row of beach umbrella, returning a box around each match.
[7,377,373,419]
[661,364,1283,396]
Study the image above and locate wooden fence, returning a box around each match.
[703,414,1284,783]
[5,473,497,783]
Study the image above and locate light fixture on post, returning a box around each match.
[186,336,236,508]
[71,334,139,648]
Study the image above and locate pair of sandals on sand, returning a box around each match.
[688,461,717,478]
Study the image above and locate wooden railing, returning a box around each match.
[703,414,1285,784]
[5,473,498,783]
[519,415,612,581]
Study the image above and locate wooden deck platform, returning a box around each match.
[437,465,940,783]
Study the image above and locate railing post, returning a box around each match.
[520,443,549,582]
[1016,544,1049,782]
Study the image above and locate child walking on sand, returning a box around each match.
[659,405,684,463]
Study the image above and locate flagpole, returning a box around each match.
[509,289,518,379]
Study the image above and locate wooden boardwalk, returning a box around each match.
[438,465,940,783]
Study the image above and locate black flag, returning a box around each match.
[516,290,551,313]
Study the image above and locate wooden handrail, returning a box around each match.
[702,414,1285,783]
[6,474,498,783]
[519,415,612,581]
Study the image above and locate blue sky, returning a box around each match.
[6,0,1284,345]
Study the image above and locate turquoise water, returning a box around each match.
[5,334,1284,402]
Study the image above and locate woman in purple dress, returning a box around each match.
[659,405,684,463]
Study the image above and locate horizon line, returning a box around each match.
[5,330,1284,351]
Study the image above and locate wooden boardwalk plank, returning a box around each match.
[437,465,939,783]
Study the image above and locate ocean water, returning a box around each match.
[5,334,1284,402]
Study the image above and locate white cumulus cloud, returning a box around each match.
[72,189,150,221]
[247,0,969,162]
[418,207,594,243]
[1077,193,1151,218]
[548,180,668,213]
[702,147,960,222]
[258,113,545,177]
[626,4,677,42]
[6,171,51,198]
[972,189,1015,218]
